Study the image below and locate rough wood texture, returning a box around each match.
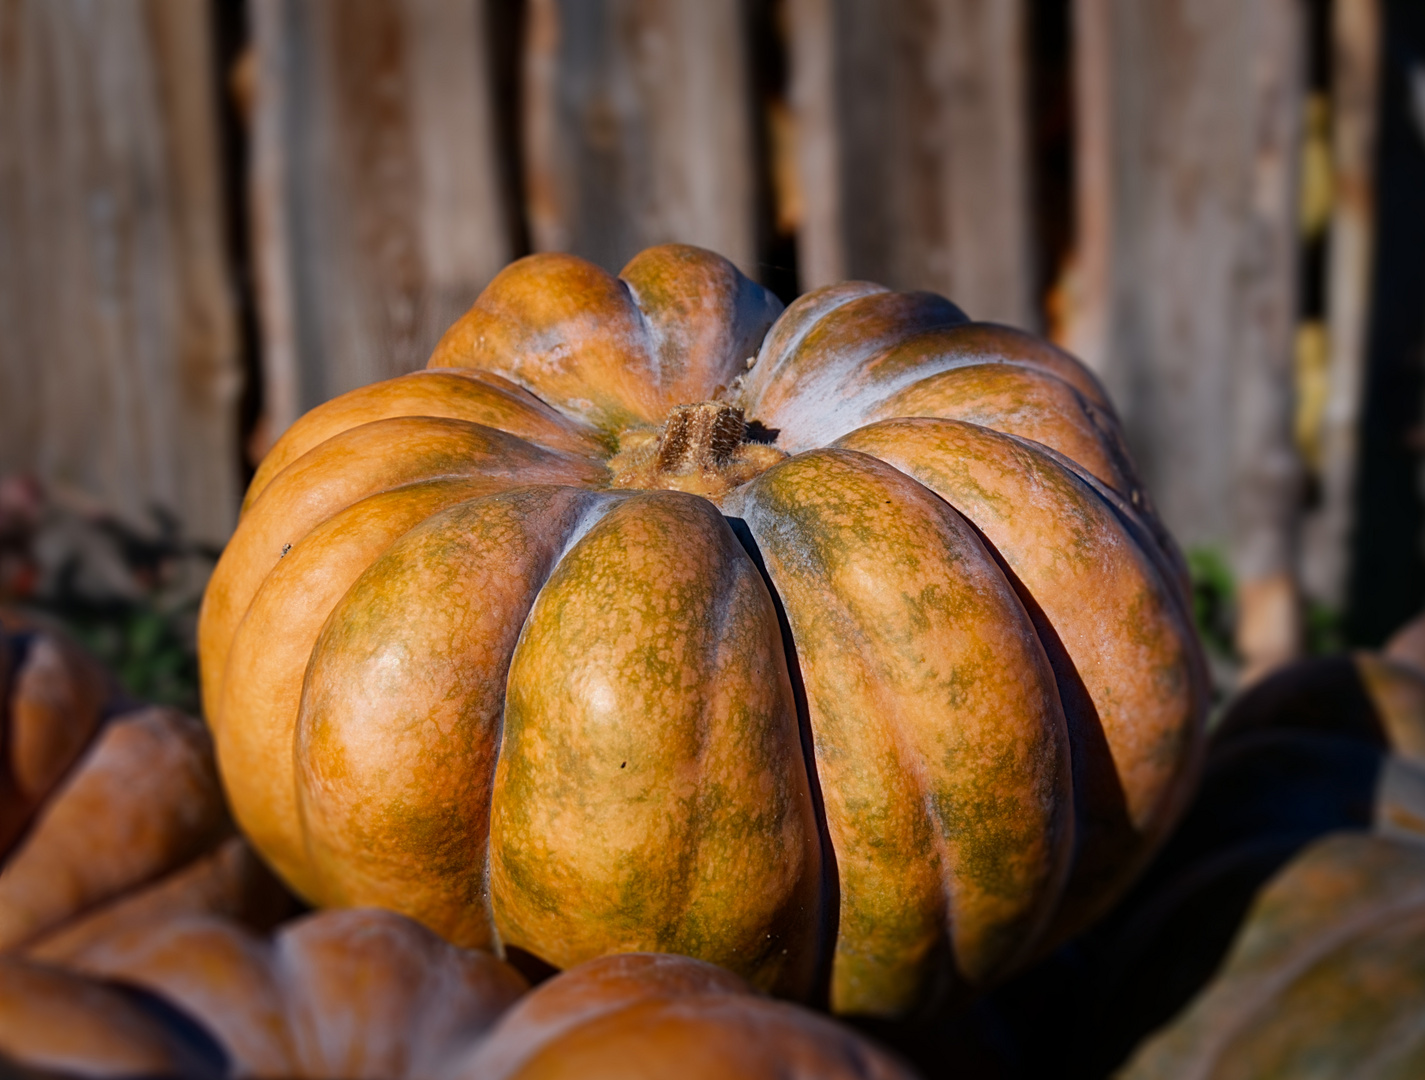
[787,0,1035,327]
[249,0,511,444]
[0,0,240,545]
[1300,0,1381,608]
[521,0,758,279]
[1067,0,1306,647]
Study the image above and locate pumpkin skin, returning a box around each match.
[0,617,294,960]
[1,928,908,1080]
[0,620,113,860]
[454,952,916,1080]
[42,907,528,1080]
[0,957,224,1079]
[1119,829,1425,1079]
[199,243,1207,1016]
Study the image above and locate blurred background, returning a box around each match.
[0,0,1422,712]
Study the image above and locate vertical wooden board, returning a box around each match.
[1068,0,1305,605]
[1300,0,1381,607]
[521,0,758,278]
[249,0,511,440]
[1064,0,1112,373]
[787,0,1035,328]
[1232,0,1306,609]
[0,0,240,546]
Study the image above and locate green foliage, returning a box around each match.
[1304,598,1346,656]
[1188,544,1346,662]
[2,480,212,714]
[48,597,201,713]
[1186,546,1236,661]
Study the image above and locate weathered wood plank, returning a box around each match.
[0,0,240,546]
[1067,0,1307,678]
[521,0,759,278]
[249,0,511,444]
[787,0,1035,327]
[1300,0,1381,608]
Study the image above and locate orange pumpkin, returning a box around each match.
[29,907,528,1080]
[1,920,910,1080]
[0,616,293,961]
[199,244,1206,1016]
[0,619,112,859]
[456,952,916,1080]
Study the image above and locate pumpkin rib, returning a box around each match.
[738,291,970,442]
[199,416,605,722]
[1015,432,1192,611]
[832,418,1207,938]
[725,448,1073,1015]
[242,369,607,512]
[428,251,659,429]
[429,246,783,432]
[617,244,785,407]
[737,282,889,405]
[864,363,1138,495]
[936,323,1114,411]
[215,479,529,898]
[489,492,822,999]
[294,486,627,951]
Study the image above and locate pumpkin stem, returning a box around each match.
[608,401,785,500]
[656,402,746,472]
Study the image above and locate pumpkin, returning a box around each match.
[199,243,1207,1016]
[1119,827,1425,1078]
[0,956,225,1079]
[22,907,528,1080]
[0,618,113,859]
[0,618,294,959]
[1,916,910,1080]
[454,952,916,1080]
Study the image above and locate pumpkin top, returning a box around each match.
[428,245,784,432]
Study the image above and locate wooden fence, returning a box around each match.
[1,0,1413,667]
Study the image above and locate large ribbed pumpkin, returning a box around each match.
[198,244,1207,1016]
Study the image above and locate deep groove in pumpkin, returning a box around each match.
[725,514,839,1010]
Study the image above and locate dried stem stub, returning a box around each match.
[609,401,785,500]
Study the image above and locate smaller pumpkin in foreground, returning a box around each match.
[1,909,916,1080]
